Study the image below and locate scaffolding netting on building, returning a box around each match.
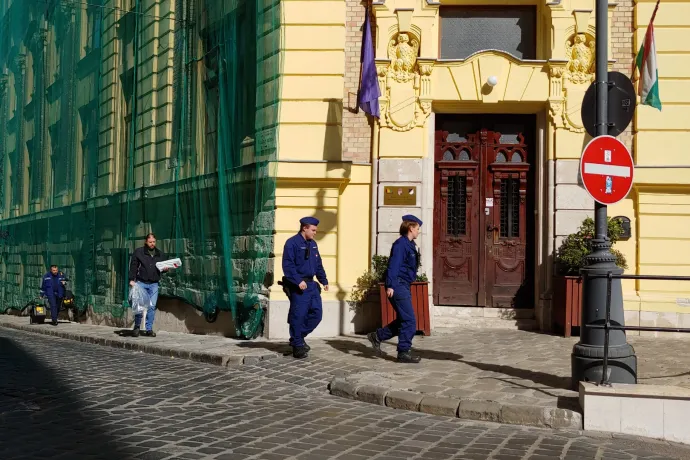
[0,0,280,338]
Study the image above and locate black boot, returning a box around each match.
[144,330,156,337]
[367,332,381,355]
[397,351,421,363]
[292,346,309,359]
[132,327,140,337]
[303,341,311,353]
[50,320,58,326]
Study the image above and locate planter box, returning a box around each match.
[378,282,431,336]
[553,275,583,338]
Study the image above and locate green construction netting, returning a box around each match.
[0,0,280,339]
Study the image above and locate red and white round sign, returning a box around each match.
[580,135,634,206]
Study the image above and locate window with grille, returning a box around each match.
[500,178,520,238]
[447,176,467,236]
[440,6,537,60]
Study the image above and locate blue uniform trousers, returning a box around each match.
[288,281,323,348]
[47,296,61,322]
[376,283,416,352]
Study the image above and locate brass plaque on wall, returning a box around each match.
[383,186,417,206]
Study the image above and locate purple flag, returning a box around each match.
[358,8,380,118]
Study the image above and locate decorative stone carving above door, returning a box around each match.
[549,32,596,133]
[376,30,434,132]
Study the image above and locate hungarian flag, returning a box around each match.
[634,0,662,111]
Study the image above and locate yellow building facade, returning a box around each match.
[2,0,690,338]
[267,0,690,338]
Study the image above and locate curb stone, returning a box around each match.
[356,384,388,405]
[329,376,583,430]
[385,390,423,411]
[0,319,279,367]
[419,395,460,417]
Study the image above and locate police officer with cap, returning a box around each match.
[282,216,329,359]
[368,214,423,363]
[40,264,66,326]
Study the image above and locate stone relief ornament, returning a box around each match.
[377,31,433,132]
[549,33,596,133]
[565,33,596,84]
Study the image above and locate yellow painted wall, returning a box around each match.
[272,163,371,302]
[279,0,345,162]
[273,1,373,303]
[623,1,690,316]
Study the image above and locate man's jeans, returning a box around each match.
[133,281,159,331]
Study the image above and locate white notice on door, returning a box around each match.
[486,198,494,207]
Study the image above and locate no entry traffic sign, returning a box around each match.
[580,135,634,206]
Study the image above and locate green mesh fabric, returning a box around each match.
[0,0,280,339]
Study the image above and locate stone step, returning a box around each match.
[433,317,538,331]
[433,306,537,331]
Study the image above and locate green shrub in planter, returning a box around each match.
[348,254,428,311]
[555,217,628,276]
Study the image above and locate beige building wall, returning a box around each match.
[618,0,690,334]
[265,0,374,339]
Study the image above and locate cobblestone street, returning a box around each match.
[3,327,690,460]
[3,315,690,430]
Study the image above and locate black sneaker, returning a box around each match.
[397,351,421,364]
[50,320,58,326]
[144,330,156,337]
[367,332,381,355]
[303,342,311,353]
[132,327,140,337]
[292,346,309,359]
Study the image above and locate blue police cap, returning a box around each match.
[402,214,423,226]
[299,216,320,226]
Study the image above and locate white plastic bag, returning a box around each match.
[129,283,151,316]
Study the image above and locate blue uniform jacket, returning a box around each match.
[40,271,66,304]
[385,236,419,289]
[282,233,328,287]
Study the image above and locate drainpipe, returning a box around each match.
[370,123,379,260]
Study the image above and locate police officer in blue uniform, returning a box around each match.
[282,217,329,359]
[40,265,66,326]
[368,214,423,363]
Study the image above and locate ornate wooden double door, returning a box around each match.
[433,116,535,308]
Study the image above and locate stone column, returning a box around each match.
[12,54,27,217]
[0,72,8,218]
[29,25,49,211]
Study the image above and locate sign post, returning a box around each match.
[570,0,638,389]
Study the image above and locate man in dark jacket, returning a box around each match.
[128,233,167,337]
[40,265,65,326]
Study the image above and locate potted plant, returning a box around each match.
[553,216,628,337]
[349,255,431,335]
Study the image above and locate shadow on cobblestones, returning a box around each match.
[237,340,294,356]
[460,359,572,391]
[0,337,128,459]
[323,338,466,362]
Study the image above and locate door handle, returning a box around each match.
[487,224,498,233]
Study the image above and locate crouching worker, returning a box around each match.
[281,217,329,359]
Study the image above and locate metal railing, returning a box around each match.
[585,273,690,386]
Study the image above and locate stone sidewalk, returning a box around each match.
[0,314,280,366]
[3,314,690,432]
[314,328,690,430]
